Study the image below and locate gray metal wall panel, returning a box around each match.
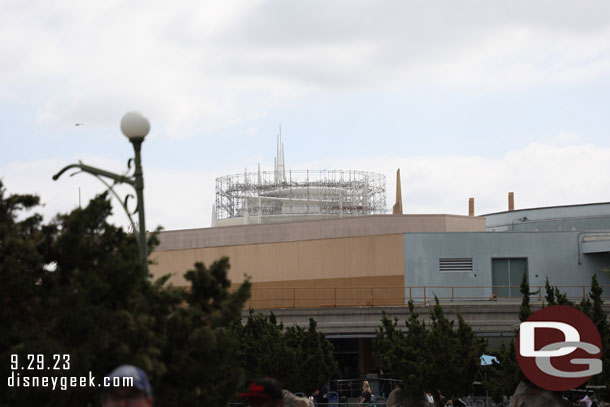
[403,232,610,302]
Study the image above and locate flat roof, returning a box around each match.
[482,201,610,217]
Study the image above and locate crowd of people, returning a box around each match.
[100,367,378,407]
[570,393,610,407]
[100,366,311,407]
[100,365,609,407]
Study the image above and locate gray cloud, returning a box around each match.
[1,0,610,135]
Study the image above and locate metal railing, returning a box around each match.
[330,378,401,400]
[240,285,610,309]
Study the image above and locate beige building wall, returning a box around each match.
[150,214,486,309]
[150,234,405,308]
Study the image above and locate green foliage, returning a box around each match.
[1,186,153,406]
[542,276,609,399]
[544,276,574,307]
[283,318,338,395]
[519,272,533,322]
[589,275,608,335]
[544,277,554,305]
[0,181,251,407]
[374,299,485,403]
[374,301,430,400]
[455,313,486,394]
[582,274,609,398]
[233,312,337,395]
[485,340,520,403]
[155,260,251,407]
[486,271,540,401]
[232,310,288,384]
[554,287,574,306]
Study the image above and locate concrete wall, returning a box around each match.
[404,232,610,302]
[255,303,530,335]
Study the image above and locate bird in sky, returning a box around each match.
[74,123,84,126]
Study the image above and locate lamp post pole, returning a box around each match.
[53,111,151,271]
[130,137,147,266]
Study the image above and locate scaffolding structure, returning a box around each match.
[214,169,387,225]
[213,132,386,225]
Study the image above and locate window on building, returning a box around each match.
[491,258,527,297]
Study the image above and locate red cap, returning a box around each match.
[239,377,283,400]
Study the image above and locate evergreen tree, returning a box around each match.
[283,318,338,395]
[544,277,555,305]
[374,304,429,403]
[519,271,534,322]
[486,272,536,401]
[454,312,486,397]
[374,300,484,405]
[544,277,575,307]
[232,310,289,384]
[156,258,251,407]
[485,340,520,402]
[589,275,608,336]
[585,274,609,398]
[428,298,458,399]
[0,182,251,407]
[2,188,160,406]
[233,312,337,395]
[427,298,484,401]
[579,296,593,317]
[0,182,55,405]
[554,287,573,306]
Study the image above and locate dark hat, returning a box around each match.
[239,377,283,400]
[105,365,152,398]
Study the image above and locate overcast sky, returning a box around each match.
[2,0,610,230]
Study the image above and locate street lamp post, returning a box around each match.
[53,111,151,271]
[120,112,150,267]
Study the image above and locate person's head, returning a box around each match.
[239,377,283,407]
[103,365,153,407]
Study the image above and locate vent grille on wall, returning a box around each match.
[439,258,473,272]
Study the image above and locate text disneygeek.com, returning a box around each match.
[9,354,132,392]
[8,371,134,391]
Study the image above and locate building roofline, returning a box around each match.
[481,201,610,217]
[154,214,486,251]
[161,213,484,234]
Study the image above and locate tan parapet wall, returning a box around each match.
[149,233,406,308]
[155,214,486,252]
[241,275,406,309]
